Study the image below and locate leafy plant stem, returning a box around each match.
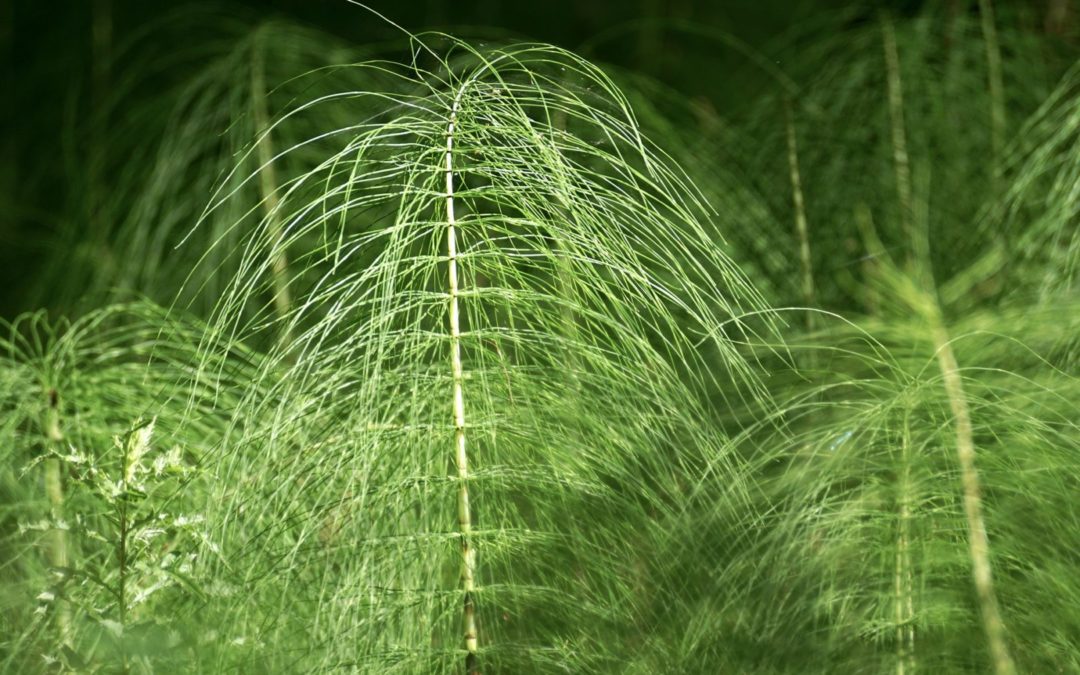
[117,438,131,674]
[89,0,112,260]
[894,411,915,675]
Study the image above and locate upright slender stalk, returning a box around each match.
[894,413,915,675]
[854,204,881,315]
[881,13,914,265]
[978,0,1006,161]
[116,432,132,675]
[784,99,816,330]
[91,1,111,111]
[43,389,71,646]
[927,307,1016,675]
[882,18,1012,665]
[445,85,479,674]
[251,36,293,343]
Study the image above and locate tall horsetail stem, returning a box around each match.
[978,0,1006,160]
[251,34,294,343]
[44,388,72,646]
[445,83,480,674]
[881,13,914,261]
[784,99,816,330]
[930,316,1016,675]
[894,415,915,675]
[885,16,1014,669]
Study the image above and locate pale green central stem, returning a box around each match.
[784,100,816,331]
[445,85,479,672]
[882,14,914,257]
[894,416,915,675]
[978,0,1006,161]
[44,390,71,646]
[929,311,1015,675]
[251,39,293,343]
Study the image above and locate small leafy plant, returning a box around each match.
[27,418,207,673]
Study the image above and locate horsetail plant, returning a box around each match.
[42,386,72,650]
[190,32,769,673]
[879,23,1015,671]
[443,81,479,673]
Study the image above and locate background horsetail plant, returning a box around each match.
[881,13,1015,673]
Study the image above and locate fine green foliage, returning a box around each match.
[2,3,1078,673]
[189,34,768,673]
[718,285,1080,673]
[994,60,1080,298]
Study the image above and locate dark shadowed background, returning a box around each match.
[2,0,1074,317]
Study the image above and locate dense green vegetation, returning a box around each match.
[2,1,1078,672]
